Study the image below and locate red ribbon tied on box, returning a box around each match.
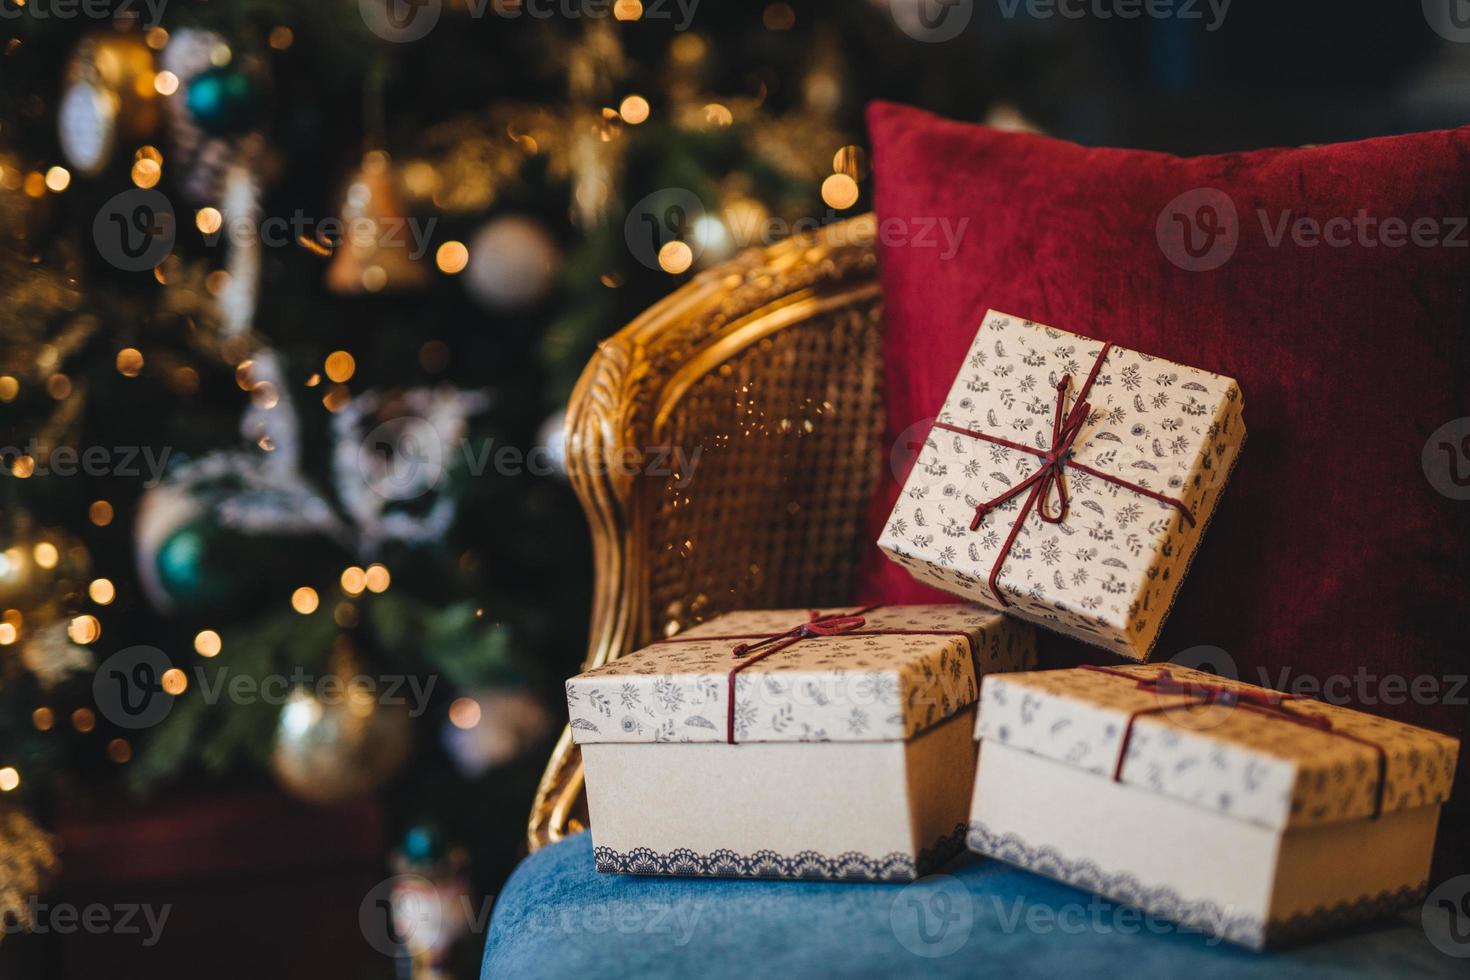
[654,607,977,744]
[932,342,1196,608]
[1080,665,1388,819]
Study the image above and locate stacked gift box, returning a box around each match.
[565,310,1460,948]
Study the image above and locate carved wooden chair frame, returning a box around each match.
[528,214,888,850]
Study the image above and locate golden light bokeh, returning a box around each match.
[658,240,693,274]
[269,26,294,50]
[89,578,116,605]
[0,624,16,646]
[46,373,71,399]
[435,240,469,275]
[116,347,145,377]
[0,767,18,793]
[0,376,17,402]
[340,566,366,596]
[32,542,59,569]
[90,500,115,526]
[161,668,188,695]
[196,207,223,235]
[448,696,482,730]
[107,738,133,763]
[703,103,734,128]
[821,173,860,211]
[832,145,867,180]
[32,707,54,731]
[324,351,356,383]
[322,384,351,413]
[131,157,162,188]
[10,456,34,479]
[67,614,101,644]
[44,166,71,192]
[619,94,650,125]
[364,563,391,594]
[72,708,96,733]
[154,70,179,95]
[291,586,319,614]
[613,0,643,21]
[194,629,222,657]
[763,3,796,30]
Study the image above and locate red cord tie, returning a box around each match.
[653,606,977,744]
[932,342,1196,607]
[1079,665,1388,819]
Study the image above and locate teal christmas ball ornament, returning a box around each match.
[184,66,258,136]
[153,517,240,610]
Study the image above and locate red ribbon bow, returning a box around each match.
[1080,665,1386,819]
[932,342,1196,607]
[653,607,976,744]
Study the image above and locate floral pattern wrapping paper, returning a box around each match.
[977,664,1460,831]
[878,311,1245,660]
[566,605,1036,744]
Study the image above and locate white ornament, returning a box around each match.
[57,80,114,177]
[463,215,561,313]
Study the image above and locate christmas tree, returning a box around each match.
[0,2,1005,970]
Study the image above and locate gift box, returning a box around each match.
[967,664,1460,948]
[566,604,1035,881]
[878,311,1245,660]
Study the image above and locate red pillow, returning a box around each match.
[858,102,1469,871]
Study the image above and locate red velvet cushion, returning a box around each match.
[858,102,1469,866]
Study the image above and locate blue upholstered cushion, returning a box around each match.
[483,833,1462,979]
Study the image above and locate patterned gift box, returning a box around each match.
[967,664,1460,948]
[878,310,1245,660]
[566,604,1035,881]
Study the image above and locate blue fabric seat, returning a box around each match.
[483,832,1461,979]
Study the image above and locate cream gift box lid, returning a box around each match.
[567,605,1034,745]
[976,664,1460,832]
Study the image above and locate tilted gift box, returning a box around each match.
[967,664,1460,948]
[878,311,1245,660]
[566,604,1035,881]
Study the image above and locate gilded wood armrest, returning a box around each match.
[528,213,885,851]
